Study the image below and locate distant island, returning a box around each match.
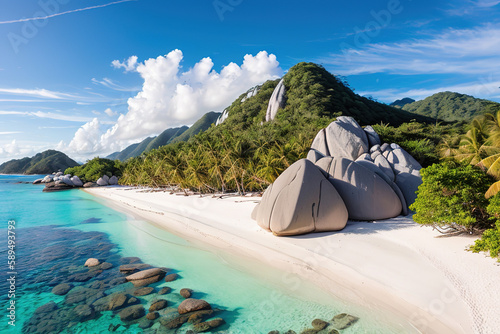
[0,149,79,175]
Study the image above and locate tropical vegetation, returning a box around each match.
[65,157,123,182]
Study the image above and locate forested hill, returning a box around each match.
[401,92,500,122]
[107,111,221,161]
[0,150,79,174]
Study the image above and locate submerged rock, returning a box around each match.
[193,318,225,332]
[164,273,178,282]
[178,298,211,314]
[149,299,168,312]
[52,283,73,296]
[331,313,359,330]
[126,267,166,287]
[119,305,145,321]
[180,288,192,298]
[133,287,154,296]
[84,258,101,267]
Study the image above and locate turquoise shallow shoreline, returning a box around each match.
[0,175,403,333]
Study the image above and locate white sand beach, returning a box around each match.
[84,186,500,334]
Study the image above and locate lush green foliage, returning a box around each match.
[0,150,79,174]
[410,161,494,233]
[373,121,465,167]
[65,157,123,182]
[402,92,500,122]
[470,194,500,260]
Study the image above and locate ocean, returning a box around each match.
[0,175,408,333]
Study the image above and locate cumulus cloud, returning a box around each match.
[65,50,282,156]
[112,56,139,72]
[67,118,105,155]
[0,139,45,163]
[104,108,117,117]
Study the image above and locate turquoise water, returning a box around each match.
[0,175,408,333]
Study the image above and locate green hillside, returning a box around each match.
[120,62,435,191]
[390,97,415,108]
[0,150,79,174]
[107,126,188,161]
[402,92,500,122]
[171,111,221,144]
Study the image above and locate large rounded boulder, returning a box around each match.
[316,157,402,220]
[324,117,369,160]
[253,159,348,236]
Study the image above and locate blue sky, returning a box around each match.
[1,0,499,163]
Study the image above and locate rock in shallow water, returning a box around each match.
[84,258,101,267]
[178,298,211,314]
[52,283,73,296]
[331,313,359,330]
[180,288,192,298]
[119,304,145,321]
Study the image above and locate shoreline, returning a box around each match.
[84,186,500,334]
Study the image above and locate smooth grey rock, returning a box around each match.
[241,85,260,103]
[317,157,402,220]
[386,146,422,174]
[265,79,286,121]
[354,160,407,216]
[61,176,74,186]
[71,176,83,187]
[108,176,118,185]
[325,117,369,161]
[373,153,395,182]
[215,108,229,126]
[306,149,325,164]
[33,178,43,184]
[380,143,391,152]
[55,171,63,177]
[310,129,330,157]
[96,177,108,186]
[254,159,348,236]
[370,144,381,153]
[364,125,381,147]
[395,167,422,208]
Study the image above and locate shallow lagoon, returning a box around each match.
[0,175,407,333]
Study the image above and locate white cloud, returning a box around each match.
[92,77,140,92]
[323,25,500,76]
[0,110,92,122]
[63,50,282,158]
[67,118,105,155]
[92,110,101,115]
[0,140,41,163]
[77,49,281,153]
[0,88,75,99]
[0,132,21,135]
[473,0,500,7]
[104,108,117,117]
[112,56,139,72]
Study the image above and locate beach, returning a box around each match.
[85,186,500,334]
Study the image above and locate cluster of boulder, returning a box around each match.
[34,172,119,192]
[252,116,422,236]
